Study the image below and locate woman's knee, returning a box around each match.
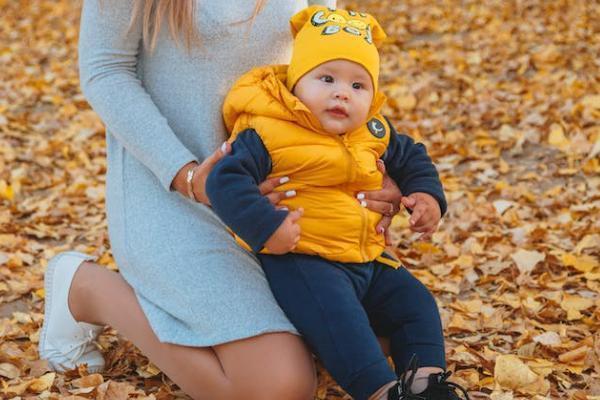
[226,333,317,400]
[249,360,316,400]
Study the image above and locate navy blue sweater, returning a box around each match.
[206,119,446,252]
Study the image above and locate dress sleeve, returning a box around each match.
[78,0,198,191]
[382,118,448,216]
[206,129,288,252]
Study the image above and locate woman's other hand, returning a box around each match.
[356,160,402,245]
[258,176,296,206]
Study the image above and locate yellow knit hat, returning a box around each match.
[286,6,387,92]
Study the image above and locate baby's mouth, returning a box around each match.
[326,106,349,118]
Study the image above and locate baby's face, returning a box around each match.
[293,60,374,135]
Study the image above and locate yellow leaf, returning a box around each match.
[561,252,598,273]
[511,249,545,275]
[71,373,104,388]
[448,313,479,332]
[28,372,55,392]
[136,362,161,378]
[0,179,13,201]
[574,234,600,254]
[452,255,474,269]
[561,293,594,315]
[494,355,537,389]
[580,94,600,109]
[0,363,20,379]
[548,123,570,151]
[395,93,417,110]
[498,158,510,174]
[412,242,441,254]
[495,180,509,190]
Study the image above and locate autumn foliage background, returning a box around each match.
[0,0,599,399]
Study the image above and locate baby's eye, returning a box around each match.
[352,82,364,90]
[320,75,334,83]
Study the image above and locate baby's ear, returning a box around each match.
[289,5,321,38]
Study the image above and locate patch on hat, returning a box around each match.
[367,117,386,138]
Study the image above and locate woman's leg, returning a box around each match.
[69,261,316,400]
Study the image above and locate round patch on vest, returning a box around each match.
[367,118,386,138]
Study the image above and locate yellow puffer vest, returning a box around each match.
[223,65,398,266]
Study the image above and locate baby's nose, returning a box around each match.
[334,91,349,100]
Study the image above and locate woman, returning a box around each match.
[39,1,403,399]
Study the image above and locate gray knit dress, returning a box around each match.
[78,0,335,346]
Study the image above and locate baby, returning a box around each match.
[207,6,468,400]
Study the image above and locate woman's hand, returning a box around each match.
[356,160,402,245]
[172,142,297,206]
[171,142,232,204]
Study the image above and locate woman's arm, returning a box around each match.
[78,0,198,192]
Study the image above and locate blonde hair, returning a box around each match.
[127,0,268,52]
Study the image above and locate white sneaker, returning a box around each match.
[39,251,105,372]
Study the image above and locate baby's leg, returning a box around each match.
[259,254,397,400]
[364,264,446,392]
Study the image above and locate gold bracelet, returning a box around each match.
[186,165,199,201]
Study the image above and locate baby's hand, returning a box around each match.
[264,208,303,254]
[401,193,441,240]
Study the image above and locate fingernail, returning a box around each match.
[360,200,367,207]
[220,142,228,153]
[285,190,296,198]
[357,193,365,200]
[279,176,290,184]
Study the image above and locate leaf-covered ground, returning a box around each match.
[0,0,598,399]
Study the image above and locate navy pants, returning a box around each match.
[259,253,446,400]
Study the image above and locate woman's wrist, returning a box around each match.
[171,161,199,197]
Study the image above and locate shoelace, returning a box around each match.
[395,355,471,400]
[398,355,426,400]
[54,329,98,371]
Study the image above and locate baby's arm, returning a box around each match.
[205,129,299,253]
[381,118,447,235]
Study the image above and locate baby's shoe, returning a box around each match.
[39,251,105,372]
[388,355,470,400]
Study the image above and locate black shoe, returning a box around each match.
[387,355,470,400]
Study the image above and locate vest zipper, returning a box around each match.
[335,135,368,261]
[359,205,369,261]
[334,136,353,183]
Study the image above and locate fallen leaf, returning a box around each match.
[511,249,545,275]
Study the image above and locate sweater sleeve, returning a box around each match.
[78,0,198,191]
[206,129,288,252]
[381,117,448,216]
